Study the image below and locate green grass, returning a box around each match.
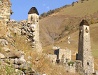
[0,64,20,75]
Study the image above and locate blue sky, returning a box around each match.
[10,0,77,21]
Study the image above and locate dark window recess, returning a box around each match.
[37,20,38,22]
[87,62,89,66]
[31,16,33,21]
[85,27,89,33]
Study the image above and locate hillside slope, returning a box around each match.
[40,0,98,46]
[59,0,98,17]
[39,0,98,70]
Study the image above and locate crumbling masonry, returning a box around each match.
[0,0,12,22]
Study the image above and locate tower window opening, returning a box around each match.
[31,16,33,21]
[87,62,89,66]
[85,27,88,33]
[37,20,38,22]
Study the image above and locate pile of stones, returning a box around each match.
[0,49,36,75]
[21,22,35,47]
[0,38,37,75]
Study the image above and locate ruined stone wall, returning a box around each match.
[55,48,71,63]
[0,0,11,21]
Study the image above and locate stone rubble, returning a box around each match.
[0,49,36,75]
[0,39,8,46]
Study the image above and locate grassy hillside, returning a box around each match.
[39,0,98,70]
[59,0,98,17]
[40,0,98,46]
[42,23,98,70]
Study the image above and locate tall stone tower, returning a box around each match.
[77,20,94,74]
[28,7,42,52]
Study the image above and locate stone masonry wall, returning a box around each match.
[54,48,71,63]
[77,20,94,75]
[0,0,11,21]
[82,25,94,74]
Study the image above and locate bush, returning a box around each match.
[72,2,75,6]
[68,61,74,66]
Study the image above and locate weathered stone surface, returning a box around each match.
[14,55,26,65]
[15,69,25,75]
[2,47,10,52]
[0,53,5,59]
[14,64,19,69]
[9,59,15,64]
[54,48,71,63]
[66,63,76,73]
[0,0,11,22]
[21,29,26,35]
[77,20,94,74]
[95,71,98,75]
[47,54,57,64]
[0,39,8,46]
[13,27,21,35]
[27,7,42,52]
[5,50,23,58]
[42,74,46,75]
[52,46,60,50]
[19,63,29,70]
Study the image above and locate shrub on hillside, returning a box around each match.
[40,4,70,19]
[72,2,75,6]
[81,0,84,3]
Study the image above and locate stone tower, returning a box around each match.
[0,0,12,22]
[28,7,42,52]
[77,20,94,74]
